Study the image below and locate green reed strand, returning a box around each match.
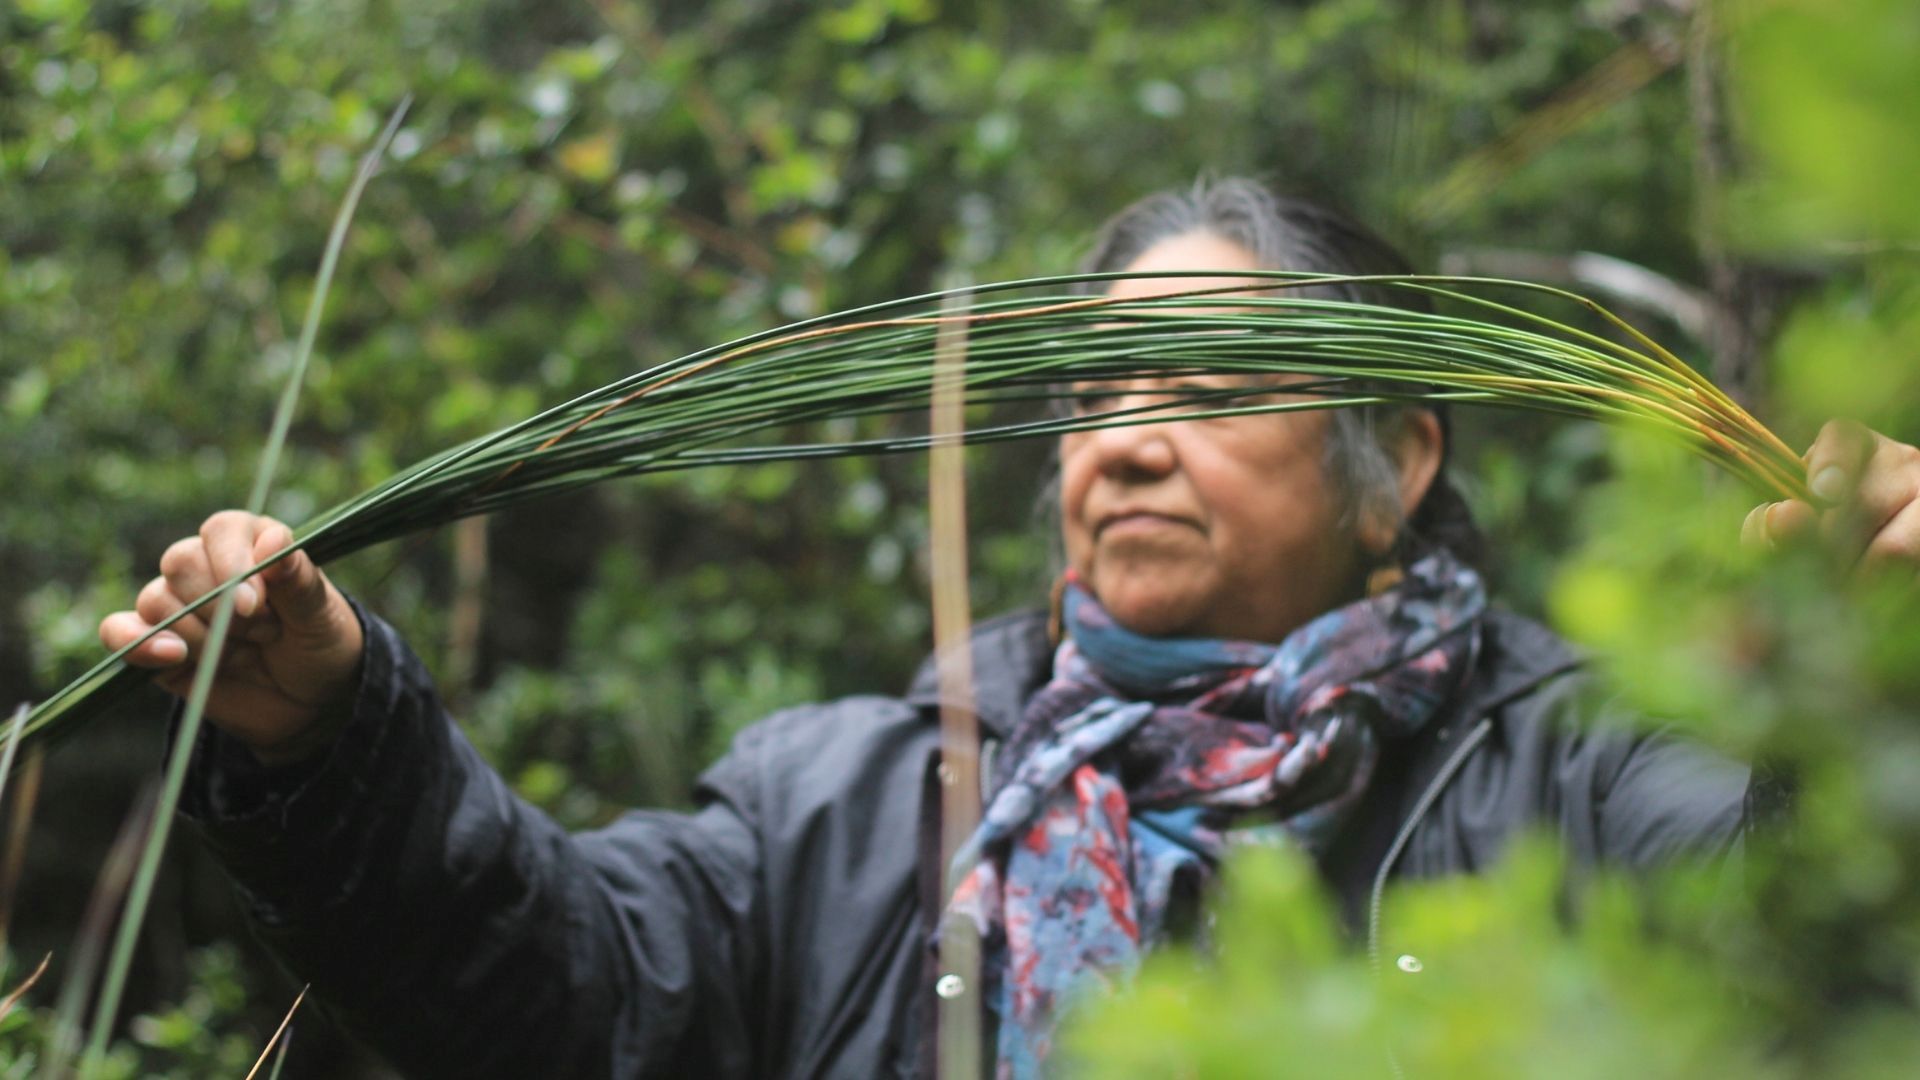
[78,98,411,1076]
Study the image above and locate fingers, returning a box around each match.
[1804,424,1920,568]
[1863,498,1920,574]
[99,610,188,668]
[201,510,269,617]
[150,641,274,698]
[1741,499,1817,551]
[100,509,356,737]
[158,535,218,609]
[134,572,280,647]
[249,519,334,628]
[135,575,188,628]
[101,587,276,669]
[1852,437,1920,536]
[1805,419,1879,507]
[104,511,293,670]
[158,513,313,614]
[133,576,207,655]
[1754,422,1920,579]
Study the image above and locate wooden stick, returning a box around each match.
[930,286,983,1079]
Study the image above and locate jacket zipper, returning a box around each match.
[1366,716,1494,973]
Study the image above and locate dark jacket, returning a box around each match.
[181,603,1749,1079]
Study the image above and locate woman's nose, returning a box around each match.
[1085,402,1179,479]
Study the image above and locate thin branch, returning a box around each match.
[47,784,157,1073]
[244,984,310,1080]
[1415,36,1681,226]
[664,205,777,275]
[446,516,489,705]
[0,952,50,1023]
[1438,247,1717,343]
[0,739,44,956]
[587,0,759,229]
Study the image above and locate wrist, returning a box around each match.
[244,703,355,767]
[245,627,368,767]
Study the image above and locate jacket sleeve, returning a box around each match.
[1514,670,1751,869]
[178,602,768,1079]
[1589,725,1751,869]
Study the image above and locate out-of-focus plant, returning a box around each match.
[1070,842,1780,1079]
[1071,0,1920,1073]
[0,944,260,1079]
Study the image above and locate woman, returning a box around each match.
[101,178,1920,1078]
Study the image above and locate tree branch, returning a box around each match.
[1438,246,1718,344]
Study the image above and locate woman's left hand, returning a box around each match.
[1742,419,1920,575]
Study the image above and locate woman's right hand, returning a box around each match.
[98,511,365,763]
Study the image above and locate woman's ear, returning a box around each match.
[1357,409,1445,557]
[1394,408,1445,519]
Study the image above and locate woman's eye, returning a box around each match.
[1064,381,1224,417]
[1070,393,1119,416]
[1065,385,1122,415]
[1168,380,1233,410]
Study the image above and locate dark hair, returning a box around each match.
[1074,176,1484,570]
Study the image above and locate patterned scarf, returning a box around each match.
[944,550,1486,1078]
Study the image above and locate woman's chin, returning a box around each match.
[1089,583,1208,639]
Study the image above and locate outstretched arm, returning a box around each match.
[105,513,768,1078]
[183,608,768,1077]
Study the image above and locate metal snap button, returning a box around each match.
[1396,954,1423,974]
[936,973,966,999]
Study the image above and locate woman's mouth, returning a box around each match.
[1096,511,1196,539]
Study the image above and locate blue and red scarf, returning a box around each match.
[945,551,1486,1077]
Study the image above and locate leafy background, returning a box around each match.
[2,0,1915,1074]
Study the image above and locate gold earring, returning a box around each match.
[1367,564,1413,595]
[1366,564,1405,597]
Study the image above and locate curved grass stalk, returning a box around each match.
[76,98,411,1075]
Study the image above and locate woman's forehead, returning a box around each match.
[1106,231,1271,304]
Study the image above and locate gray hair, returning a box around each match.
[1074,176,1470,560]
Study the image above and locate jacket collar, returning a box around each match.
[904,609,1054,738]
[902,604,1584,739]
[1455,607,1584,718]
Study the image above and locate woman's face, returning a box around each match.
[1058,230,1364,644]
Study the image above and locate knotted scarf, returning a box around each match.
[944,550,1487,1078]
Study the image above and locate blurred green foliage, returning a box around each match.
[1729,0,1920,248]
[1071,843,1782,1079]
[0,945,263,1078]
[1073,0,1920,1074]
[5,0,1912,1073]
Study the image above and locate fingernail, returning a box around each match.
[1813,465,1848,504]
[235,582,259,617]
[152,634,186,662]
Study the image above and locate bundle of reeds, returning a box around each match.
[17,270,1806,755]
